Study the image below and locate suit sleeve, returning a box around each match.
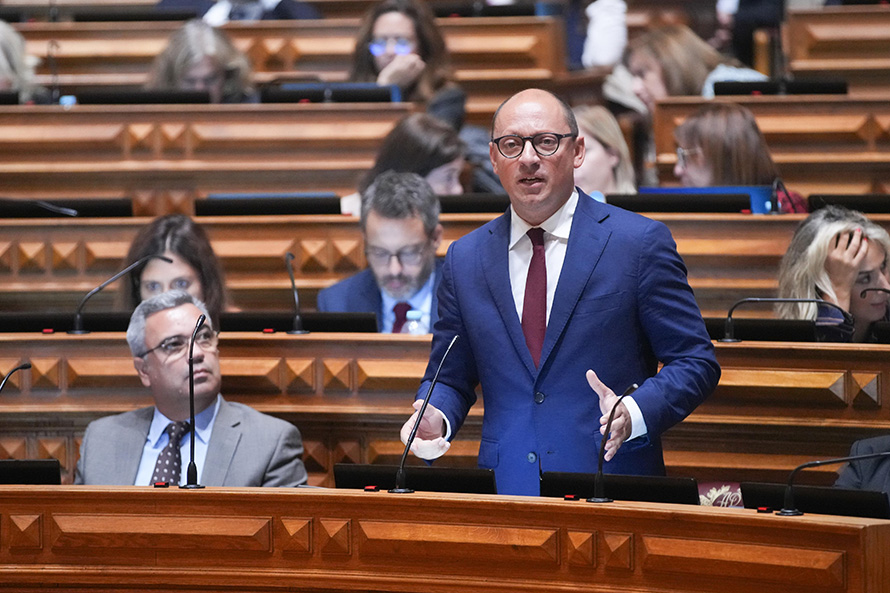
[73,422,92,485]
[632,220,721,437]
[416,241,480,437]
[262,422,308,487]
[835,440,865,490]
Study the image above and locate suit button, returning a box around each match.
[534,391,545,404]
[527,452,537,463]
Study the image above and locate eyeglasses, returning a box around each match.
[365,243,429,267]
[491,132,576,159]
[368,36,416,57]
[676,146,702,169]
[139,327,219,360]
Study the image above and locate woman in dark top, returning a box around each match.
[777,205,890,342]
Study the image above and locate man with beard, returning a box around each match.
[75,290,308,486]
[317,171,444,333]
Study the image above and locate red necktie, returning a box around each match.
[521,227,547,367]
[391,301,411,333]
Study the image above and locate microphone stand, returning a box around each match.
[720,297,847,342]
[284,252,308,334]
[588,383,638,503]
[69,254,172,334]
[777,451,890,516]
[0,362,31,394]
[390,335,460,493]
[182,314,206,489]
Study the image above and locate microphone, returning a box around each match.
[390,334,460,494]
[0,198,78,217]
[0,362,31,394]
[284,252,308,335]
[721,297,847,342]
[69,254,173,335]
[777,451,890,516]
[588,382,639,503]
[182,313,206,489]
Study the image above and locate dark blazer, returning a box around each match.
[835,435,890,494]
[74,398,308,487]
[418,190,721,495]
[316,259,445,332]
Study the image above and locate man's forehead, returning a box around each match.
[145,303,207,333]
[493,94,565,135]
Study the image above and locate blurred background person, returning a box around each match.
[573,104,636,197]
[341,113,466,216]
[146,19,254,103]
[581,0,628,69]
[777,205,890,342]
[349,0,464,129]
[120,214,229,327]
[673,103,806,212]
[156,0,319,25]
[0,21,50,104]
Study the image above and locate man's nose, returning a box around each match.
[387,254,404,274]
[518,138,539,164]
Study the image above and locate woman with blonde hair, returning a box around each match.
[146,20,253,103]
[777,205,890,342]
[624,24,765,114]
[572,105,635,196]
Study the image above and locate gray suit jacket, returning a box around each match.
[74,398,308,487]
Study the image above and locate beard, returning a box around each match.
[377,255,435,300]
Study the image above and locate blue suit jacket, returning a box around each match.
[316,259,444,332]
[835,435,890,494]
[418,191,720,495]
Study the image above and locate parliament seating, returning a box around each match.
[785,6,890,99]
[0,103,412,212]
[0,331,886,490]
[0,212,816,318]
[653,96,890,196]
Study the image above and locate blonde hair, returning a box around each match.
[0,21,38,102]
[626,24,737,96]
[777,205,890,320]
[146,20,252,103]
[674,103,779,186]
[573,105,636,194]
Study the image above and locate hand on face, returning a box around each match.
[824,229,868,312]
[376,53,426,88]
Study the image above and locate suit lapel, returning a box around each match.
[201,399,242,486]
[117,407,152,485]
[481,212,539,376]
[356,271,385,331]
[539,192,611,369]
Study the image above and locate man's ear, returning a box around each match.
[133,357,151,388]
[431,223,444,251]
[489,141,500,176]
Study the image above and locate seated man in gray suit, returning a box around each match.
[75,290,308,487]
[317,171,444,333]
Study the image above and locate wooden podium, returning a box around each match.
[0,486,887,593]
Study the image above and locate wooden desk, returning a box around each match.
[785,6,890,99]
[2,332,889,488]
[13,17,590,126]
[0,212,810,317]
[1,487,887,593]
[0,103,412,210]
[653,96,890,195]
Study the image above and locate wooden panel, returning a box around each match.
[653,96,890,196]
[0,487,887,593]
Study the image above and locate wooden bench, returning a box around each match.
[14,17,599,126]
[653,96,890,196]
[1,331,886,489]
[0,103,413,211]
[785,6,890,99]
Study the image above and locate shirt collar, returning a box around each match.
[509,189,579,250]
[148,394,221,448]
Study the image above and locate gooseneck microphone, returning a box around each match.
[69,254,173,335]
[284,252,308,334]
[390,334,460,494]
[0,362,31,394]
[721,297,847,342]
[182,314,206,489]
[777,451,890,516]
[588,383,639,503]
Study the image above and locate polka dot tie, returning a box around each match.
[150,421,190,485]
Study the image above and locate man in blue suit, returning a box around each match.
[400,89,720,495]
[317,171,444,333]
